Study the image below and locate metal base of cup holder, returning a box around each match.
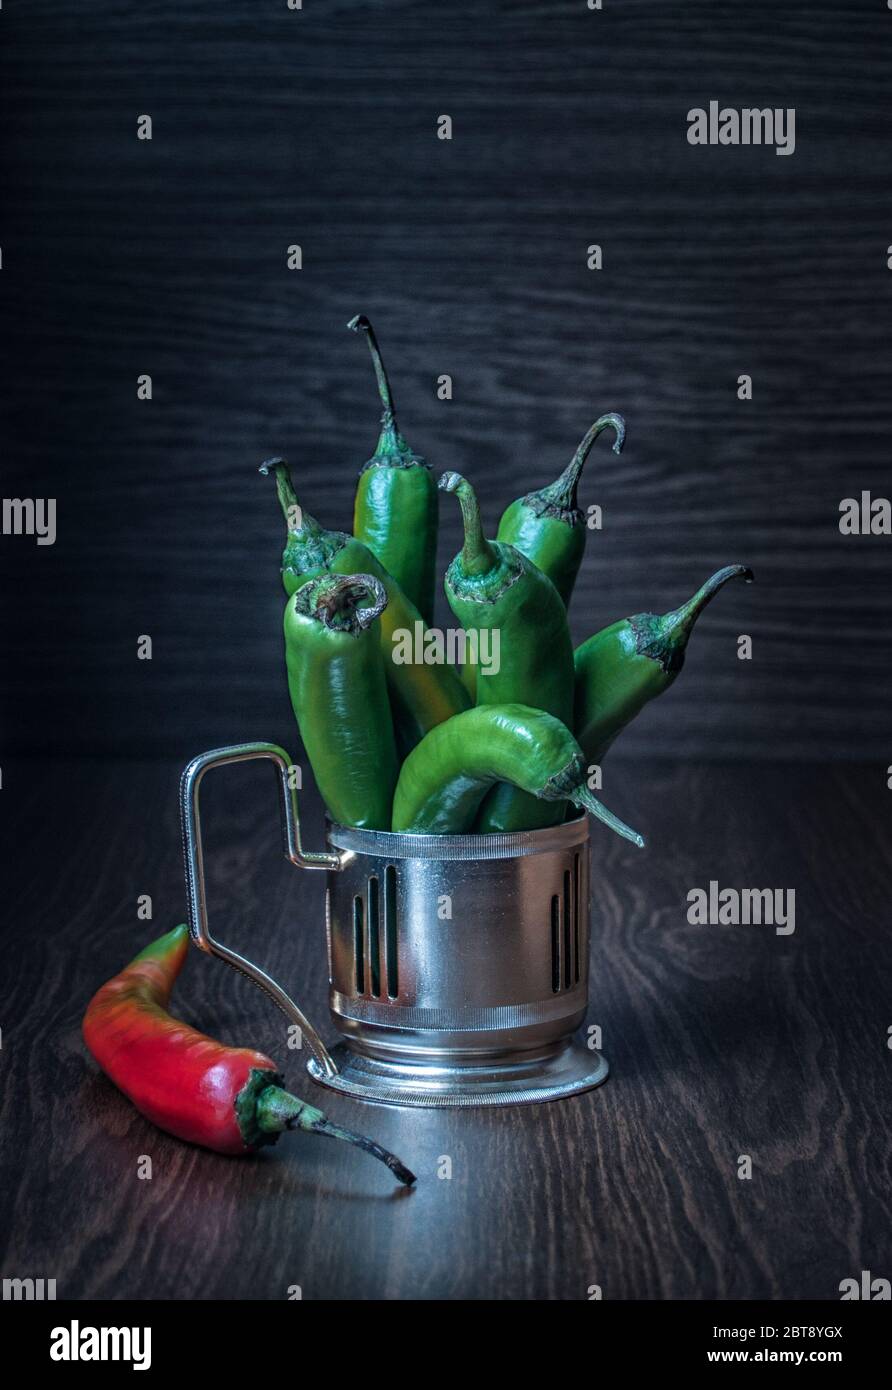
[307,1038,608,1108]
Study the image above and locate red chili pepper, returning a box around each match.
[83,925,415,1185]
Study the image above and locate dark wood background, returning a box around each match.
[1,0,891,1305]
[1,0,890,763]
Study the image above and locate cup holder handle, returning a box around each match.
[179,741,341,1080]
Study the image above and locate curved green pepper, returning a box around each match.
[391,703,643,846]
[262,458,469,752]
[285,572,398,831]
[439,471,575,834]
[496,413,625,608]
[574,565,754,766]
[350,315,438,626]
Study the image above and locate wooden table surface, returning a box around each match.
[1,756,889,1300]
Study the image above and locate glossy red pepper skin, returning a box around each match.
[83,927,416,1182]
[83,925,276,1155]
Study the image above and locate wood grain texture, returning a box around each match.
[0,758,889,1300]
[1,0,890,761]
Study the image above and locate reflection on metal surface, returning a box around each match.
[322,812,602,1106]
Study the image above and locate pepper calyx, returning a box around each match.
[235,1068,286,1150]
[359,422,429,475]
[519,492,583,527]
[282,528,349,582]
[444,546,523,605]
[629,611,683,676]
[540,756,587,802]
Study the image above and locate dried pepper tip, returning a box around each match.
[348,314,425,470]
[570,785,645,849]
[528,413,626,520]
[255,1085,416,1186]
[258,456,309,530]
[293,572,388,633]
[668,564,755,638]
[258,456,294,493]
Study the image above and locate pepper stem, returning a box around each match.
[259,457,323,539]
[439,472,498,576]
[348,314,398,431]
[569,785,645,849]
[256,1085,415,1186]
[308,1118,417,1187]
[630,564,754,675]
[534,413,626,515]
[663,565,754,640]
[294,572,388,633]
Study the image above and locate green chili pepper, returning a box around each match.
[262,458,469,752]
[574,565,755,766]
[349,315,438,626]
[496,413,625,607]
[391,703,643,847]
[439,471,575,834]
[285,572,398,830]
[459,660,478,705]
